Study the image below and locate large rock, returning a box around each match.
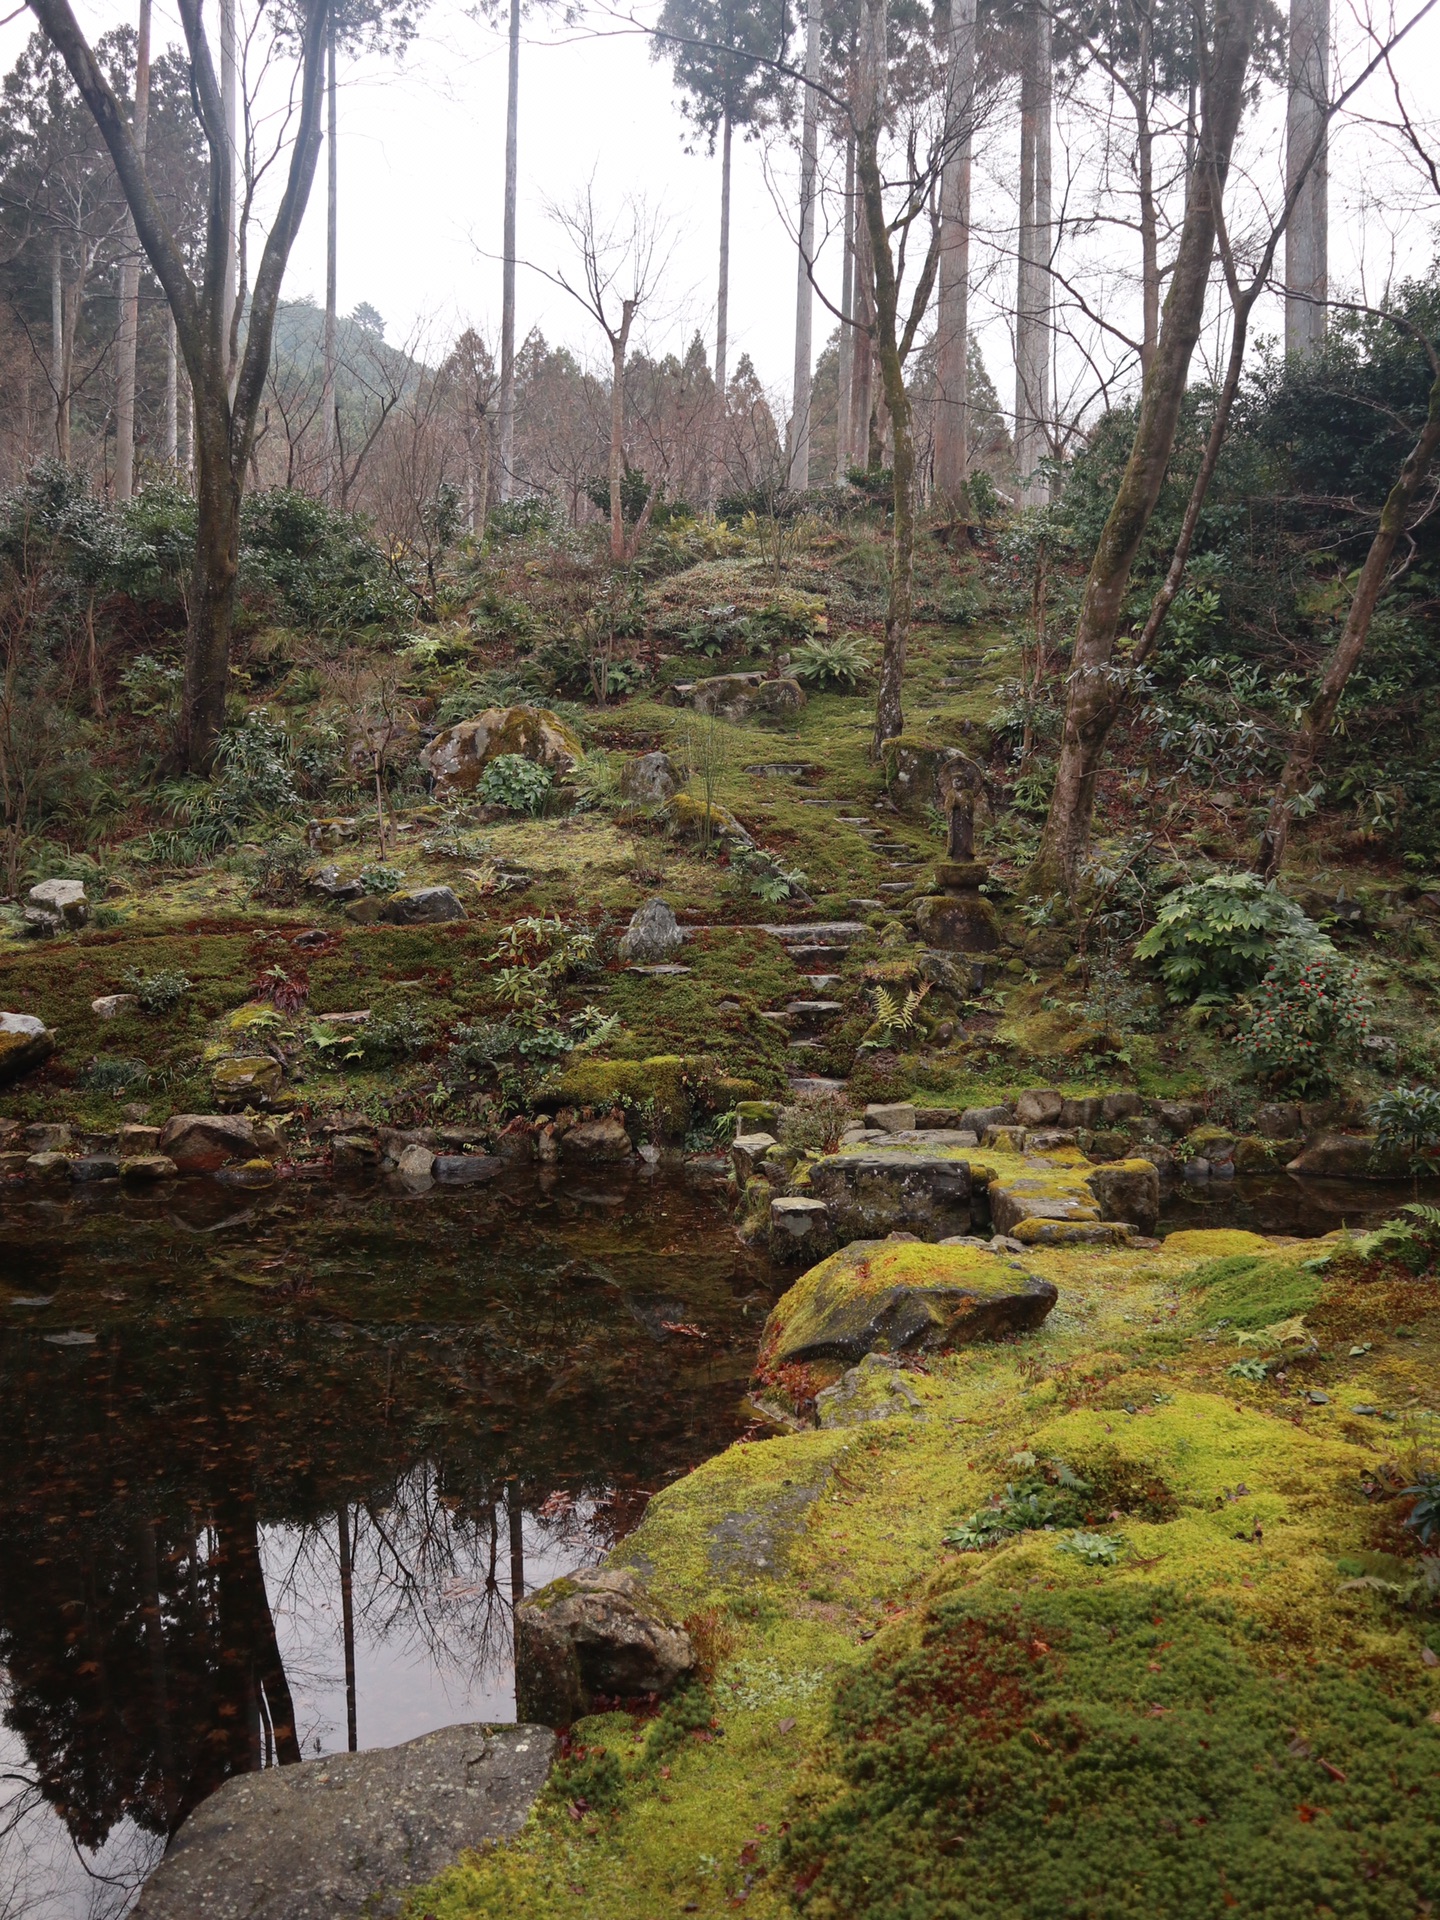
[560,1116,633,1161]
[806,1149,974,1241]
[0,1012,55,1085]
[1287,1132,1413,1180]
[419,706,581,793]
[211,1055,284,1109]
[680,673,805,721]
[156,1114,256,1172]
[1090,1152,1167,1228]
[515,1567,695,1725]
[1015,1088,1064,1126]
[880,737,987,812]
[25,878,88,935]
[987,1169,1102,1237]
[619,897,685,964]
[131,1723,555,1920]
[758,1238,1057,1373]
[380,885,467,925]
[620,750,680,807]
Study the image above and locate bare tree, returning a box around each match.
[545,186,669,562]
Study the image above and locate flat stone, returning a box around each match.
[120,1155,178,1180]
[1287,1132,1411,1180]
[92,993,139,1019]
[131,1724,556,1920]
[732,1132,778,1180]
[756,921,868,943]
[432,1153,505,1185]
[625,963,692,976]
[769,1195,833,1263]
[808,1150,973,1241]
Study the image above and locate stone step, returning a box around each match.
[754,921,869,944]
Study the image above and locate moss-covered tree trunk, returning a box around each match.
[1027,0,1258,895]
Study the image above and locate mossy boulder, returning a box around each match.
[1288,1132,1412,1180]
[535,1055,758,1139]
[0,1012,55,1085]
[759,1238,1057,1373]
[210,1055,283,1109]
[418,705,582,793]
[514,1568,695,1726]
[667,792,752,846]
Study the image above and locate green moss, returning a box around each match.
[785,1584,1440,1920]
[1184,1252,1326,1330]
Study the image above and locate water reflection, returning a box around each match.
[0,1172,774,1918]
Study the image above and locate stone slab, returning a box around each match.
[133,1723,555,1920]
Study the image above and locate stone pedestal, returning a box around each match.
[915,862,1000,953]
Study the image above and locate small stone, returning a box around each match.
[25,1152,72,1179]
[1015,1088,1064,1127]
[619,750,680,807]
[158,1114,256,1173]
[769,1195,832,1262]
[120,1155,178,1180]
[396,1143,436,1183]
[864,1102,917,1134]
[331,1134,380,1175]
[731,1132,778,1181]
[619,898,685,964]
[961,1104,1015,1135]
[92,993,139,1019]
[25,877,88,935]
[211,1055,283,1109]
[24,1123,72,1152]
[119,1124,162,1154]
[380,885,467,925]
[69,1155,120,1182]
[216,1158,278,1189]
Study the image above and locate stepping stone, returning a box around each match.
[784,1000,845,1023]
[757,921,868,942]
[879,883,913,893]
[625,964,693,976]
[848,899,884,912]
[789,944,849,966]
[787,1075,847,1096]
[805,974,841,989]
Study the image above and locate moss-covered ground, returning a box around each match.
[401,1226,1440,1919]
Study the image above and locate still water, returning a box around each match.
[0,1167,778,1919]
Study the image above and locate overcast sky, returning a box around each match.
[4,0,1439,430]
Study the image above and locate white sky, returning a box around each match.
[5,0,1440,427]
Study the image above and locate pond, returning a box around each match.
[0,1168,778,1920]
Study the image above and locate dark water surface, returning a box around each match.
[1156,1171,1440,1239]
[0,1168,778,1919]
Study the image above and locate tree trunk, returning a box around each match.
[498,0,520,502]
[322,13,337,496]
[933,0,975,509]
[1285,0,1329,356]
[851,210,874,469]
[855,0,919,757]
[788,0,821,490]
[220,0,240,390]
[50,235,67,461]
[337,1504,357,1752]
[712,104,733,506]
[609,304,633,563]
[181,411,242,767]
[1027,0,1257,895]
[1014,0,1051,506]
[164,305,178,466]
[1258,358,1440,876]
[836,131,855,482]
[114,0,152,503]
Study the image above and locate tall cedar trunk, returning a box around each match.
[1014,0,1051,505]
[851,207,874,469]
[1258,360,1440,876]
[713,105,732,505]
[498,0,520,502]
[933,0,975,507]
[114,0,151,502]
[337,1504,358,1751]
[787,0,821,489]
[220,0,239,386]
[322,15,337,493]
[1027,0,1258,895]
[1137,15,1159,378]
[1285,0,1329,356]
[836,130,855,480]
[50,236,68,460]
[164,309,178,463]
[856,0,916,756]
[184,410,242,756]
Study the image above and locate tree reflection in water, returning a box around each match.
[0,1172,772,1919]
